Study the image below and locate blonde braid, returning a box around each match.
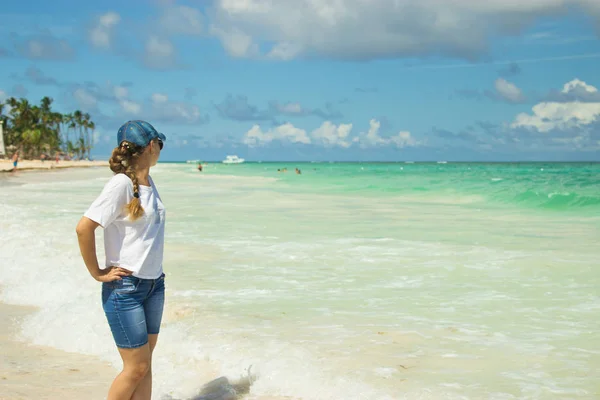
[108,141,145,221]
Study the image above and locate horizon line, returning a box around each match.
[154,160,599,164]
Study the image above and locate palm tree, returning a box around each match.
[7,98,31,148]
[0,97,96,159]
[84,114,95,159]
[73,110,83,159]
[0,102,7,152]
[65,113,75,154]
[51,111,63,150]
[38,97,53,155]
[77,136,85,159]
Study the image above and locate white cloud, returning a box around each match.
[89,12,120,49]
[268,101,342,119]
[0,89,7,102]
[120,100,142,115]
[551,135,588,148]
[100,13,120,27]
[143,36,178,69]
[113,86,129,100]
[73,88,98,109]
[145,36,175,58]
[354,119,418,148]
[578,0,600,18]
[360,119,387,147]
[311,121,353,148]
[209,25,258,58]
[27,42,44,58]
[151,93,169,104]
[14,33,75,60]
[159,5,203,35]
[149,93,205,123]
[267,42,303,61]
[495,78,525,103]
[563,79,597,94]
[88,11,188,70]
[512,102,600,132]
[512,79,600,132]
[559,78,600,101]
[244,119,417,149]
[67,82,131,111]
[271,102,306,115]
[390,131,418,148]
[211,0,600,60]
[243,123,311,147]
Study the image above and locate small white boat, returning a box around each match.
[222,155,245,164]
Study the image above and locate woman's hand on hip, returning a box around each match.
[95,266,133,282]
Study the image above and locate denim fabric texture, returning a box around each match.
[102,273,165,349]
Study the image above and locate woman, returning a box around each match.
[76,120,166,400]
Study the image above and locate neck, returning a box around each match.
[135,166,150,185]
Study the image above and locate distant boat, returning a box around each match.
[222,155,245,164]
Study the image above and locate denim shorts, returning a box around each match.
[102,273,165,349]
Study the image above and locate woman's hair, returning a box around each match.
[108,141,146,221]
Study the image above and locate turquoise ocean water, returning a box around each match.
[0,162,599,399]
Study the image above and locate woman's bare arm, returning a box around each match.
[76,217,103,280]
[76,217,131,282]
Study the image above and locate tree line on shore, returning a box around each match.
[0,96,95,160]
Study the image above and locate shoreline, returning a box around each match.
[0,301,115,400]
[0,300,296,400]
[0,160,107,173]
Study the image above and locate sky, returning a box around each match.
[1,0,599,162]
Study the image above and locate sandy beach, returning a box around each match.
[0,300,295,400]
[0,159,107,173]
[0,163,116,400]
[0,302,115,400]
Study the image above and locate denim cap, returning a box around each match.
[117,120,166,148]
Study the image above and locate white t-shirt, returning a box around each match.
[84,173,166,279]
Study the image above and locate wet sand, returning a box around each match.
[0,301,300,400]
[0,302,115,400]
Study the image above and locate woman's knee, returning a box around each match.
[125,360,150,382]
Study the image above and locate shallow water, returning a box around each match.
[0,163,599,399]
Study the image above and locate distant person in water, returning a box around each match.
[295,168,301,175]
[76,120,167,400]
[197,163,203,172]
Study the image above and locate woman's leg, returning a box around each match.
[102,277,151,400]
[131,274,165,400]
[131,334,158,400]
[107,344,151,400]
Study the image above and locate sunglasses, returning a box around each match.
[156,139,163,150]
